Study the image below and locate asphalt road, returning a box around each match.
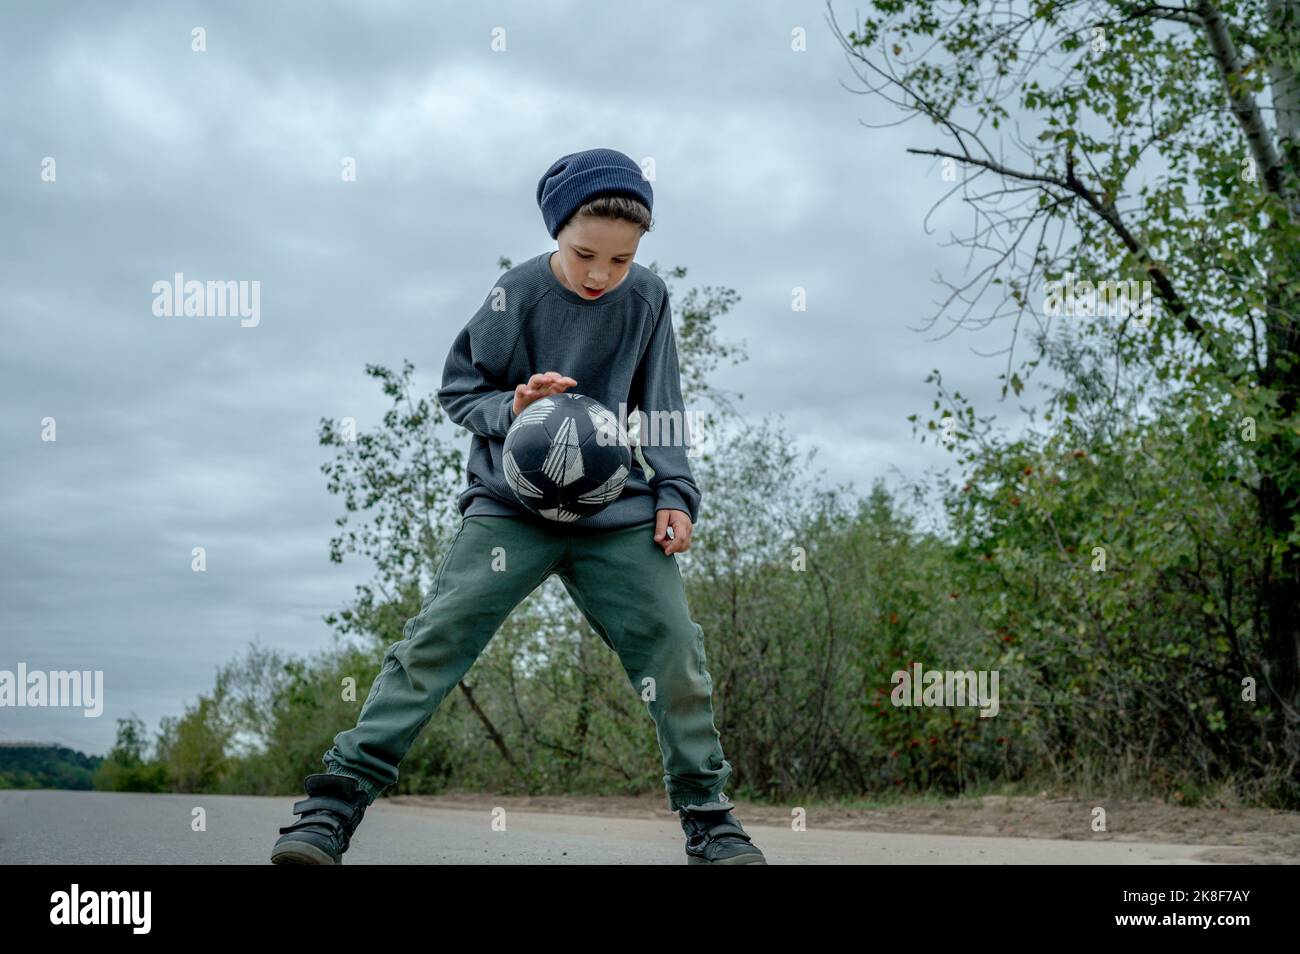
[0,789,1229,864]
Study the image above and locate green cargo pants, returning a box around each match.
[322,514,734,813]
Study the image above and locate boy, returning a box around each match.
[271,148,765,865]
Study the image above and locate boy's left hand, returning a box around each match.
[654,509,692,555]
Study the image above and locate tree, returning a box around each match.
[319,360,465,649]
[831,0,1299,775]
[93,715,167,792]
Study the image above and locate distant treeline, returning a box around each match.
[0,744,101,790]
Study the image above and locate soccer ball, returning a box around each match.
[502,392,633,522]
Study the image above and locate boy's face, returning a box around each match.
[552,215,642,300]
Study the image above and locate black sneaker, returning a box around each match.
[679,808,767,864]
[271,773,371,865]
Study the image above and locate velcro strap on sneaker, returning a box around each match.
[291,795,359,819]
[279,811,347,837]
[704,823,752,843]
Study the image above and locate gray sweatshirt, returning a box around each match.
[436,250,701,531]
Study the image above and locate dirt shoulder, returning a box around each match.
[385,790,1300,863]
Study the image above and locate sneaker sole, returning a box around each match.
[271,841,340,865]
[687,852,767,864]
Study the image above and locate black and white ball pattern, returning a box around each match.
[502,392,633,522]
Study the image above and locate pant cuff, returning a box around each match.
[324,765,384,805]
[669,790,735,813]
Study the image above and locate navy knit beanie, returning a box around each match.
[536,148,653,239]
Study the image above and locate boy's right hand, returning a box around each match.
[513,372,577,417]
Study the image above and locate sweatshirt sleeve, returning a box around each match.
[630,292,702,524]
[437,287,519,440]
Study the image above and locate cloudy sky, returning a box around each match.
[2,1,1040,756]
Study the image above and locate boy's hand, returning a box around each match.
[654,509,692,555]
[513,372,577,417]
